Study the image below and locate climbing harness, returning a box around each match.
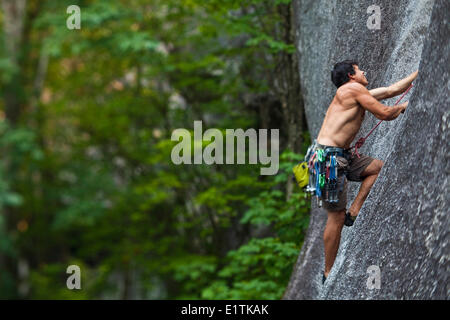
[350,84,413,158]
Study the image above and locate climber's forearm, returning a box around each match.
[387,70,418,98]
[383,102,408,121]
[369,71,418,100]
[384,107,403,121]
[369,86,390,100]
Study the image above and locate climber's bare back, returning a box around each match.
[317,82,367,149]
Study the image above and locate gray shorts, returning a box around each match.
[322,152,375,212]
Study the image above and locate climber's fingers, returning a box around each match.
[401,101,409,113]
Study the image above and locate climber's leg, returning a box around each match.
[323,209,345,277]
[348,159,384,216]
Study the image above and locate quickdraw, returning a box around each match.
[326,154,338,203]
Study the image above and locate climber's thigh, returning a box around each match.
[347,153,377,181]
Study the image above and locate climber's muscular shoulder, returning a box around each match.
[317,82,366,148]
[335,82,367,107]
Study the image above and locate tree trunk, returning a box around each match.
[271,2,307,200]
[1,0,27,124]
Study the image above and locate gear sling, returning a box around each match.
[293,140,348,207]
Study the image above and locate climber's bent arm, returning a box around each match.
[350,83,406,120]
[369,70,418,100]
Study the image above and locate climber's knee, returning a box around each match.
[377,160,384,172]
[326,209,346,227]
[361,159,383,177]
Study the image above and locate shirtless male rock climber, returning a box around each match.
[316,60,418,282]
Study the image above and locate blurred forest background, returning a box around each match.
[0,0,311,299]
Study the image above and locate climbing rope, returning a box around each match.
[350,84,413,158]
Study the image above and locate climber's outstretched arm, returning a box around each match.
[369,70,418,100]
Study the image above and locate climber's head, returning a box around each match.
[331,60,368,88]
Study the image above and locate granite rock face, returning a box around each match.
[284,0,448,299]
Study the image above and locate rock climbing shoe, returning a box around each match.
[344,211,356,227]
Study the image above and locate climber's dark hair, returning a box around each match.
[331,60,358,88]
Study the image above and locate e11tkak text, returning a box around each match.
[171,121,279,175]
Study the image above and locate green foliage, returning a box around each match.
[171,255,218,299]
[199,150,310,299]
[0,0,310,299]
[241,151,310,237]
[202,237,299,299]
[0,123,43,297]
[29,261,90,300]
